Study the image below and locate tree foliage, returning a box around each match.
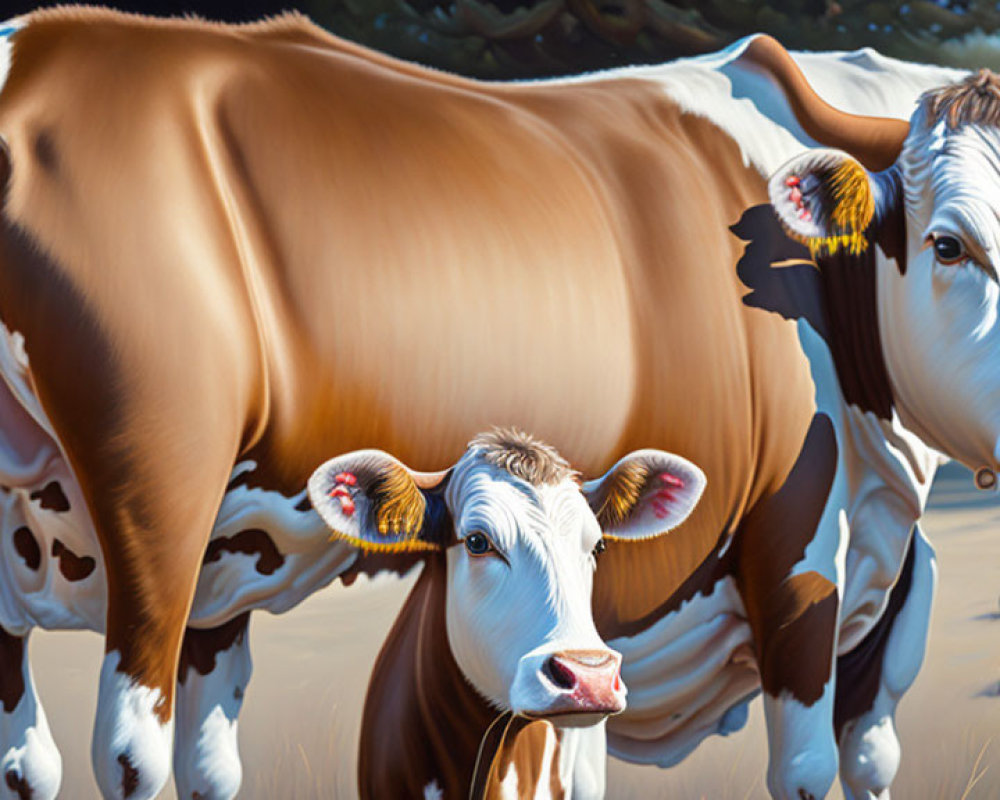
[8,1,1000,77]
[300,0,1000,77]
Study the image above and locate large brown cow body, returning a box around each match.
[0,7,977,800]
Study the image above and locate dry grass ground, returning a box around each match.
[31,463,1000,798]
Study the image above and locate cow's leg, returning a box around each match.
[737,414,843,800]
[84,427,240,800]
[173,613,252,800]
[32,389,242,800]
[0,104,253,800]
[0,628,60,800]
[752,579,841,800]
[836,527,935,800]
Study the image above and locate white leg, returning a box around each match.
[838,528,936,800]
[0,629,60,800]
[91,651,173,800]
[763,685,839,800]
[173,614,252,800]
[737,415,847,800]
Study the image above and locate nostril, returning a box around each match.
[544,656,578,691]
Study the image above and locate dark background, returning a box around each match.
[2,0,997,78]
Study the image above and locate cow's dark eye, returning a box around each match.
[933,235,964,264]
[464,532,492,556]
[592,539,607,557]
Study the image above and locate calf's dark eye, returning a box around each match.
[933,235,964,264]
[464,532,492,556]
[593,539,606,557]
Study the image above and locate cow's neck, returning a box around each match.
[815,168,911,414]
[814,247,897,421]
[358,553,490,798]
[358,553,568,799]
[473,715,570,800]
[805,209,938,650]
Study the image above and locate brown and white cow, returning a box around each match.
[0,7,989,800]
[306,429,705,799]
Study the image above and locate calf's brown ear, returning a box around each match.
[308,450,451,552]
[582,450,705,541]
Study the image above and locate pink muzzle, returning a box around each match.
[537,649,625,718]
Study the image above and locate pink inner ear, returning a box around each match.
[783,176,813,221]
[659,472,684,489]
[329,482,357,516]
[654,473,684,516]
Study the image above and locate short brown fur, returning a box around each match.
[924,69,1000,130]
[472,428,575,487]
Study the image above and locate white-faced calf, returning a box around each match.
[308,429,705,799]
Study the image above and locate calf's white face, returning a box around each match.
[308,430,705,725]
[770,75,1000,480]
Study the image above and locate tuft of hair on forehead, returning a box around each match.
[469,428,576,486]
[924,69,1000,130]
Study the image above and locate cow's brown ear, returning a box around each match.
[308,451,451,552]
[582,450,705,541]
[769,148,878,258]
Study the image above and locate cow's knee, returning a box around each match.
[92,652,173,800]
[764,690,840,800]
[173,614,252,800]
[839,711,897,800]
[769,753,838,800]
[0,628,61,800]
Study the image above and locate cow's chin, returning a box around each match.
[520,704,624,729]
[945,429,1000,487]
[978,437,1000,491]
[889,381,1000,483]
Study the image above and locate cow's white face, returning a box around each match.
[770,90,1000,478]
[308,430,706,726]
[882,116,1000,473]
